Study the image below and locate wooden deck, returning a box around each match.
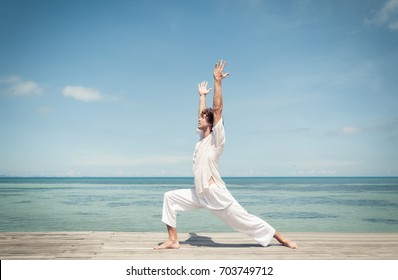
[0,232,397,260]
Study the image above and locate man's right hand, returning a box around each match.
[198,81,212,96]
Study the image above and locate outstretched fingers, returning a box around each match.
[198,81,212,95]
[215,60,224,70]
[214,59,230,79]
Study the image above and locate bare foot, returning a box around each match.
[154,240,180,250]
[282,240,298,249]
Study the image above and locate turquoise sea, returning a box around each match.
[0,177,397,233]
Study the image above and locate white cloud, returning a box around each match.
[290,160,367,176]
[294,169,337,176]
[366,0,398,30]
[63,85,103,102]
[330,126,363,136]
[340,126,362,135]
[331,120,398,136]
[0,75,43,96]
[375,0,398,22]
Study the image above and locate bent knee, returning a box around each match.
[164,190,175,200]
[163,189,193,204]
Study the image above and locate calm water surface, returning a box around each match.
[0,177,397,232]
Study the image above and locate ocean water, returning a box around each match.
[0,177,397,233]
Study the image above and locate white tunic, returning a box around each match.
[161,117,276,246]
[193,118,226,194]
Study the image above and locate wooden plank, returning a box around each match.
[0,232,397,260]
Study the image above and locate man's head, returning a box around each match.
[198,108,214,132]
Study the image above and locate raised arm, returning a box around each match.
[198,81,212,119]
[213,60,230,126]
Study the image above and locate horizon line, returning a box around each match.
[1,175,398,178]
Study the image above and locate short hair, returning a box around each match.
[201,108,214,128]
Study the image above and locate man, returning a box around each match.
[155,60,297,250]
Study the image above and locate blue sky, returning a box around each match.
[1,0,397,177]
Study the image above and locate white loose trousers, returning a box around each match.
[161,184,276,247]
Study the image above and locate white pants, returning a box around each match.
[161,184,276,247]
